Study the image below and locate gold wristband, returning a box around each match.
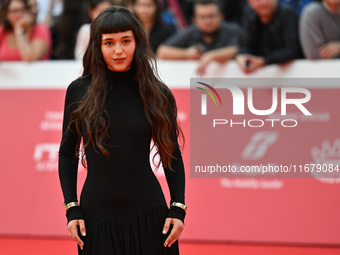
[64,202,79,214]
[171,202,187,212]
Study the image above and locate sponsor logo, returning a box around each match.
[33,143,59,171]
[310,139,340,184]
[40,111,63,131]
[241,131,279,160]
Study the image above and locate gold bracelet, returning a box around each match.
[171,202,187,212]
[64,202,79,214]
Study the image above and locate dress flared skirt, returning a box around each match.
[77,204,180,255]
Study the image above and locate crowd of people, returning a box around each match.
[0,0,339,74]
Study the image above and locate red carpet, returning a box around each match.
[1,237,340,255]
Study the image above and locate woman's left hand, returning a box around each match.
[162,218,184,247]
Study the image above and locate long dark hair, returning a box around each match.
[132,0,164,26]
[83,0,114,23]
[69,5,184,170]
[1,0,29,31]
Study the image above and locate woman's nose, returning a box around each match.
[114,44,123,55]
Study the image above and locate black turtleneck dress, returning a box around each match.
[58,68,186,255]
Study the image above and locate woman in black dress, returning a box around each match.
[58,5,186,255]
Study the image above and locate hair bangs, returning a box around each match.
[99,11,135,34]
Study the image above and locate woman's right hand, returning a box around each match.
[14,12,34,31]
[67,219,86,250]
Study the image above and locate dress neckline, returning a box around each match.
[105,66,136,85]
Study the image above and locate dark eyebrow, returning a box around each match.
[102,35,133,41]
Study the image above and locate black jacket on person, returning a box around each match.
[239,3,303,65]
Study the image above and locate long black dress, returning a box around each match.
[58,67,186,255]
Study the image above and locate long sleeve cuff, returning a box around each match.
[66,206,84,224]
[166,206,186,223]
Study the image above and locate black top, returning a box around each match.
[161,21,244,52]
[220,0,248,25]
[149,21,177,53]
[239,4,302,64]
[58,67,186,228]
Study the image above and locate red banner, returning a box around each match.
[0,88,339,245]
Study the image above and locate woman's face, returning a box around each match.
[6,0,27,26]
[101,30,136,72]
[133,0,156,24]
[89,2,113,21]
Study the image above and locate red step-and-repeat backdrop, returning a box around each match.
[1,61,340,245]
[0,88,339,245]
